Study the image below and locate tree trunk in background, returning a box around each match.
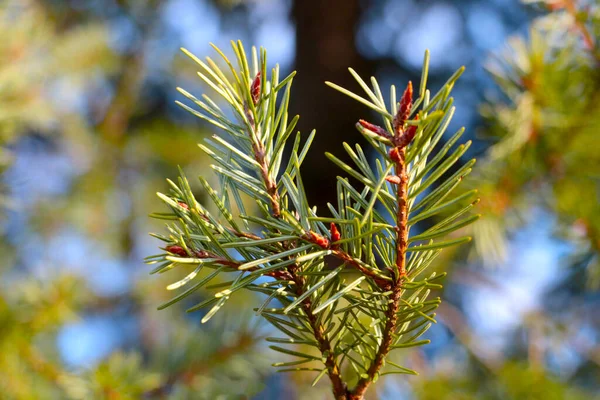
[292,0,374,214]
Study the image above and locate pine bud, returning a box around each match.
[165,245,187,257]
[393,81,413,134]
[389,147,402,163]
[330,222,341,243]
[397,115,419,148]
[358,120,391,139]
[178,201,189,210]
[385,175,402,185]
[309,231,330,249]
[251,72,261,105]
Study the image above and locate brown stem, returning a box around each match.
[247,107,345,397]
[299,232,392,289]
[290,271,349,399]
[331,249,392,289]
[349,284,402,400]
[349,148,409,399]
[394,149,409,275]
[248,117,281,217]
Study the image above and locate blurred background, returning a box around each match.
[1,0,599,398]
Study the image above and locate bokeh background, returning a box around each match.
[1,0,599,398]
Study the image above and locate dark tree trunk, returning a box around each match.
[291,0,375,214]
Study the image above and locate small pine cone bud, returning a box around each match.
[166,245,187,257]
[251,72,261,105]
[398,115,419,148]
[393,81,413,134]
[385,175,402,185]
[309,231,330,249]
[178,201,189,210]
[389,147,402,163]
[329,222,341,243]
[358,120,391,139]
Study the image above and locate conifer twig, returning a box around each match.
[149,43,477,400]
[245,76,347,398]
[349,82,414,399]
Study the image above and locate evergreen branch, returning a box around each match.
[331,249,393,288]
[289,271,348,399]
[348,81,414,399]
[148,43,478,400]
[247,107,282,218]
[326,52,477,398]
[224,44,347,396]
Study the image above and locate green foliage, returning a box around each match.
[0,0,115,208]
[413,362,597,400]
[0,0,115,141]
[149,41,478,397]
[68,353,163,399]
[0,3,270,398]
[471,0,600,279]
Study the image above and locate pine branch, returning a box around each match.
[147,42,479,399]
[290,271,348,399]
[346,82,411,398]
[240,59,347,397]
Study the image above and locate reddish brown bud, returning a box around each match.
[329,222,341,243]
[399,81,413,118]
[165,245,187,257]
[389,147,402,163]
[393,81,413,134]
[251,72,261,105]
[178,201,189,210]
[397,115,419,148]
[309,231,330,249]
[358,120,391,139]
[385,175,402,185]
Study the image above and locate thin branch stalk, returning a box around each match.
[348,146,409,399]
[247,104,347,398]
[291,272,349,399]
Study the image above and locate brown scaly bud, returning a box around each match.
[330,222,341,243]
[178,201,189,210]
[393,81,413,134]
[389,147,402,163]
[358,120,392,139]
[308,231,330,249]
[385,175,402,185]
[165,245,187,257]
[397,115,419,148]
[251,72,261,105]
